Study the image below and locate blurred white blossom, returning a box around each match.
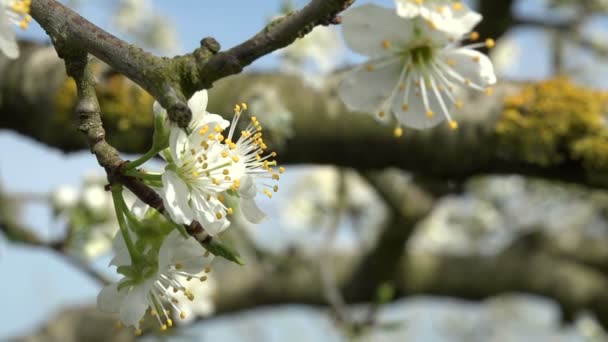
[281,167,387,253]
[245,87,294,145]
[409,196,510,256]
[112,0,179,54]
[278,24,344,87]
[0,0,31,58]
[51,185,78,212]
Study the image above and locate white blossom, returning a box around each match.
[395,0,481,37]
[81,185,112,217]
[51,185,79,212]
[112,0,179,54]
[279,25,344,86]
[160,121,232,235]
[338,4,496,132]
[98,230,214,332]
[0,0,31,58]
[245,87,294,144]
[221,103,283,224]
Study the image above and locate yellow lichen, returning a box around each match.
[572,135,608,172]
[53,67,155,152]
[496,77,608,167]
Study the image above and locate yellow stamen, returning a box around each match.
[393,127,403,138]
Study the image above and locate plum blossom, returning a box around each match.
[338,4,496,133]
[158,91,281,235]
[394,0,482,36]
[0,0,31,58]
[98,229,214,332]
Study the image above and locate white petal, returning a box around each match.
[438,6,482,36]
[395,1,481,36]
[342,4,413,58]
[190,193,229,236]
[119,282,151,328]
[97,283,126,313]
[391,73,448,130]
[187,90,209,123]
[0,11,18,59]
[168,127,189,167]
[159,230,211,273]
[109,232,131,267]
[238,175,257,199]
[338,59,402,117]
[200,113,230,130]
[240,197,266,224]
[161,171,194,225]
[442,48,496,87]
[130,198,149,219]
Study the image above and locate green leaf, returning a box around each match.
[202,239,244,265]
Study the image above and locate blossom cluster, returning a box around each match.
[338,0,497,135]
[97,90,281,333]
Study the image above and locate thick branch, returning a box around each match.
[345,170,434,300]
[30,0,353,127]
[2,47,608,189]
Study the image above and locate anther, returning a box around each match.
[393,127,403,138]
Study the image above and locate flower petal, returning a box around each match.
[109,232,131,266]
[190,193,230,236]
[391,71,448,130]
[237,176,266,223]
[188,90,209,128]
[0,11,18,59]
[168,127,189,167]
[395,1,481,37]
[119,282,151,328]
[338,59,402,117]
[241,197,266,224]
[441,48,497,87]
[342,4,413,58]
[159,230,211,273]
[97,282,126,314]
[161,171,194,225]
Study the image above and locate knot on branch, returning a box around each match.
[158,86,191,128]
[200,37,221,54]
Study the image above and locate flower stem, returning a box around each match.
[119,195,143,233]
[123,169,163,182]
[124,148,159,170]
[111,184,139,263]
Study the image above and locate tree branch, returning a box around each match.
[187,0,353,91]
[30,0,353,127]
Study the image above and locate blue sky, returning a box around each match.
[0,0,585,339]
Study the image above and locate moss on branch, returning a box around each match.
[496,77,608,175]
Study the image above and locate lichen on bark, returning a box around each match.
[496,77,608,167]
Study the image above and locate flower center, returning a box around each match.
[408,45,434,66]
